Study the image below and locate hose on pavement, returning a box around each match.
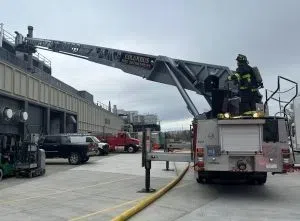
[111,164,190,221]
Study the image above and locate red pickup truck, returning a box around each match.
[96,132,140,153]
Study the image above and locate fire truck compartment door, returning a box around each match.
[219,120,264,152]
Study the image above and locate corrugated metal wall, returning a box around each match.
[0,60,124,135]
[27,104,45,134]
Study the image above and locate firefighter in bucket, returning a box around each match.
[228,54,264,114]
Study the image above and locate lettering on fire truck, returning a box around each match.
[120,53,155,69]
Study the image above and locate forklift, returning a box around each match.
[0,135,17,180]
[0,131,46,181]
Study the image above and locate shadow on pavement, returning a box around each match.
[200,179,278,200]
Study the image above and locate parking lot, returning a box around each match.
[0,153,300,221]
[0,155,111,191]
[0,153,178,221]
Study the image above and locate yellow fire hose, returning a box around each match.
[111,164,190,221]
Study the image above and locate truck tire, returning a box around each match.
[248,172,267,185]
[197,176,212,184]
[197,171,213,184]
[68,152,82,165]
[96,148,105,156]
[257,176,267,185]
[256,173,267,185]
[0,168,3,181]
[82,156,90,163]
[127,146,136,153]
[95,149,101,156]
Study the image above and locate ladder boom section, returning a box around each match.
[14,33,233,114]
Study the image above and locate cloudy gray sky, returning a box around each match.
[2,0,300,130]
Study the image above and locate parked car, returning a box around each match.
[38,135,97,165]
[69,135,109,156]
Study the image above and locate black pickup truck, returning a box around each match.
[38,135,97,165]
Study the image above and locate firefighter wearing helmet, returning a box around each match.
[228,54,263,114]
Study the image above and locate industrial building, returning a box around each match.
[0,25,124,138]
[113,106,160,132]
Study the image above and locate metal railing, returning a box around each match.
[96,101,111,112]
[0,47,112,111]
[3,29,15,45]
[33,51,51,67]
[0,23,119,119]
[0,47,78,95]
[0,24,51,68]
[0,46,28,70]
[264,76,298,117]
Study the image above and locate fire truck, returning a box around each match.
[13,26,298,184]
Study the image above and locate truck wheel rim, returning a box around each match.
[128,147,134,153]
[70,154,78,163]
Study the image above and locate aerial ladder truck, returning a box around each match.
[14,26,298,184]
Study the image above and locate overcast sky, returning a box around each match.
[2,0,300,130]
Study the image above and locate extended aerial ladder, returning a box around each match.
[13,26,298,186]
[15,26,237,120]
